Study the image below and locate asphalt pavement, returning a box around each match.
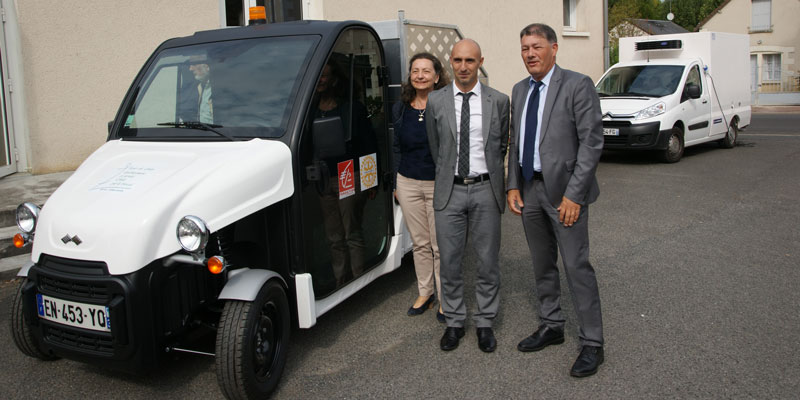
[1,111,799,398]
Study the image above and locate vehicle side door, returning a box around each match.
[297,28,391,298]
[680,64,712,143]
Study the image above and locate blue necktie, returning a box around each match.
[522,81,544,181]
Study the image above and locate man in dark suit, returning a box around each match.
[426,39,509,353]
[506,23,605,377]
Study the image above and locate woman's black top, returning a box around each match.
[392,102,436,187]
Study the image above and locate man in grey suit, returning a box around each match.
[506,23,605,377]
[426,39,509,353]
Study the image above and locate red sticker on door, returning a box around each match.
[338,159,355,199]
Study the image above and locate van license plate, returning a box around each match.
[603,128,620,136]
[36,294,111,332]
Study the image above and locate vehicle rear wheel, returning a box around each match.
[10,279,59,361]
[719,119,738,148]
[216,280,290,400]
[661,126,684,163]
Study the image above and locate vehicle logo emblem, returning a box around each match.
[61,234,83,245]
[602,112,613,120]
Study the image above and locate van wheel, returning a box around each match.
[10,279,59,361]
[719,119,738,148]
[216,280,290,400]
[662,126,684,163]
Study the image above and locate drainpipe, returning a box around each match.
[603,0,609,72]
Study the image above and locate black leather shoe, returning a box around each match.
[477,327,496,353]
[570,345,604,377]
[517,326,565,352]
[440,327,465,351]
[407,295,435,316]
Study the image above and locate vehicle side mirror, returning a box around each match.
[313,116,346,159]
[685,83,701,99]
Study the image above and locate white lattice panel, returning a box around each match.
[405,24,487,80]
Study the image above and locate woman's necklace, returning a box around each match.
[413,97,427,122]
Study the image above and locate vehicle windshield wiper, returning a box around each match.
[157,121,238,141]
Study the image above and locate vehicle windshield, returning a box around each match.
[117,35,318,140]
[596,65,684,98]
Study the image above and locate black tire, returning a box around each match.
[719,119,738,148]
[216,280,290,400]
[661,126,684,163]
[10,279,59,361]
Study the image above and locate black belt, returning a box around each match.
[454,173,490,185]
[533,171,544,181]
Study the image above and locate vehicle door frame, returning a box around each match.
[681,62,712,144]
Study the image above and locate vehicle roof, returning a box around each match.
[612,58,699,68]
[158,19,371,49]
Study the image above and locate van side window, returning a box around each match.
[298,28,390,297]
[682,65,702,103]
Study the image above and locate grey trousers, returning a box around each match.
[435,180,501,328]
[521,177,604,347]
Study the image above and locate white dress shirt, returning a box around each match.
[519,66,554,172]
[453,81,488,176]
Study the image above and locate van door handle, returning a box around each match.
[702,100,708,104]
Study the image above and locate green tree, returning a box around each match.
[656,0,726,31]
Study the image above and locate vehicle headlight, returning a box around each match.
[16,202,41,234]
[635,102,666,120]
[176,216,209,253]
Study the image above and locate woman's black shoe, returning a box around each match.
[407,295,435,316]
[436,309,446,323]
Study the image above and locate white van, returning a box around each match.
[596,32,751,162]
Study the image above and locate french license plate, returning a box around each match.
[603,128,620,136]
[36,294,111,332]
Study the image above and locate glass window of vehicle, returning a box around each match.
[678,64,703,103]
[596,65,684,98]
[118,36,317,140]
[298,28,390,297]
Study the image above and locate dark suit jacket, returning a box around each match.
[426,83,510,212]
[506,65,603,206]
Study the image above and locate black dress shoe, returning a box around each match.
[477,327,496,353]
[570,345,604,377]
[517,325,565,352]
[440,327,465,351]
[407,295,435,316]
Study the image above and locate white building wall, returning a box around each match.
[14,0,220,173]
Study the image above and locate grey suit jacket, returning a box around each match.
[426,83,510,212]
[506,65,603,206]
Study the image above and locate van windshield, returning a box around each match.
[596,65,684,98]
[117,35,318,140]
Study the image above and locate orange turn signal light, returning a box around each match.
[249,6,266,21]
[13,233,27,248]
[207,256,225,275]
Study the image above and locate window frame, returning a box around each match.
[563,0,577,31]
[763,53,781,82]
[750,0,772,33]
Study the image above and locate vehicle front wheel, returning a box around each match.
[719,119,738,148]
[661,126,684,163]
[10,279,59,361]
[215,280,290,400]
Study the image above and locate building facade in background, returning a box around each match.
[697,0,800,105]
[0,0,605,177]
